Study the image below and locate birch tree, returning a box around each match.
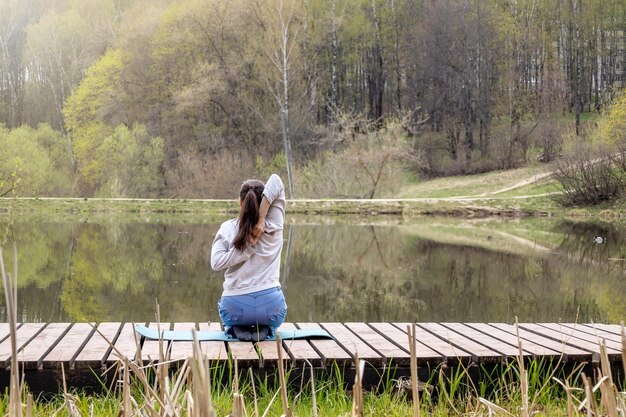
[255,0,302,198]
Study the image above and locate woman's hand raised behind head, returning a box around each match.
[248,194,271,246]
[248,220,265,246]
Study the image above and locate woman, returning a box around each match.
[210,174,287,341]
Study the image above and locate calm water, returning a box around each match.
[1,215,625,324]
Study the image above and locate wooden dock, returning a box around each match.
[0,322,623,392]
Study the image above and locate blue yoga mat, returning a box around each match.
[135,324,332,342]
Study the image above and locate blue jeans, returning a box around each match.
[218,286,287,336]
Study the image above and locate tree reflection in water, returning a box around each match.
[0,217,623,323]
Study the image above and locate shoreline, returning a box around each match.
[0,196,548,217]
[0,196,624,220]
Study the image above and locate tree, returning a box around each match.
[64,48,125,192]
[0,125,69,196]
[254,0,303,198]
[98,124,164,197]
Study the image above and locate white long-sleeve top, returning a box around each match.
[210,174,285,296]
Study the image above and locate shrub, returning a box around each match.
[554,141,625,206]
[165,148,255,199]
[296,117,420,198]
[554,91,626,207]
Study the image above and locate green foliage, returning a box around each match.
[0,124,72,196]
[255,152,287,181]
[592,91,626,146]
[7,0,626,198]
[64,49,125,190]
[97,124,165,198]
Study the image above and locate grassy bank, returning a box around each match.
[0,195,556,218]
[3,164,626,218]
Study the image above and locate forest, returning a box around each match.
[1,0,625,199]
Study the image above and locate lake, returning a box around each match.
[0,215,625,324]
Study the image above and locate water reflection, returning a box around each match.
[0,216,624,323]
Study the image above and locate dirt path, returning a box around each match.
[481,170,554,196]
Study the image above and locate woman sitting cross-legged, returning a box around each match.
[210,174,287,341]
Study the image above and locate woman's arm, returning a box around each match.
[262,174,285,228]
[250,174,285,244]
[210,230,255,271]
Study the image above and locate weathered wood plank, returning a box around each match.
[6,321,621,372]
[369,323,443,364]
[296,322,351,366]
[465,323,561,357]
[225,325,260,366]
[562,323,624,343]
[257,329,290,367]
[277,323,322,367]
[441,323,523,357]
[320,323,380,365]
[0,323,46,368]
[17,323,71,369]
[344,322,410,366]
[419,323,502,363]
[42,323,96,370]
[581,323,625,337]
[490,323,592,361]
[108,323,139,364]
[168,323,197,361]
[537,323,623,354]
[0,323,13,345]
[519,323,616,359]
[394,322,472,363]
[73,323,122,369]
[198,322,227,361]
[140,323,171,362]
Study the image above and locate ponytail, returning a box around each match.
[233,180,264,250]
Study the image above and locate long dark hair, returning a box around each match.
[233,179,265,250]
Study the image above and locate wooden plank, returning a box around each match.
[16,323,71,369]
[344,322,411,366]
[581,323,625,337]
[276,323,322,367]
[296,322,351,366]
[224,325,260,366]
[490,323,592,361]
[419,323,503,363]
[394,323,472,363]
[369,323,443,364]
[0,323,13,344]
[0,323,46,368]
[140,323,171,362]
[537,323,623,354]
[168,322,197,361]
[42,323,96,370]
[257,327,290,367]
[519,323,617,358]
[108,323,140,363]
[562,323,624,343]
[441,323,523,357]
[320,323,381,365]
[73,322,122,369]
[465,323,562,357]
[198,322,227,361]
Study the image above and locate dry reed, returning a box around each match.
[0,244,20,417]
[407,324,421,417]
